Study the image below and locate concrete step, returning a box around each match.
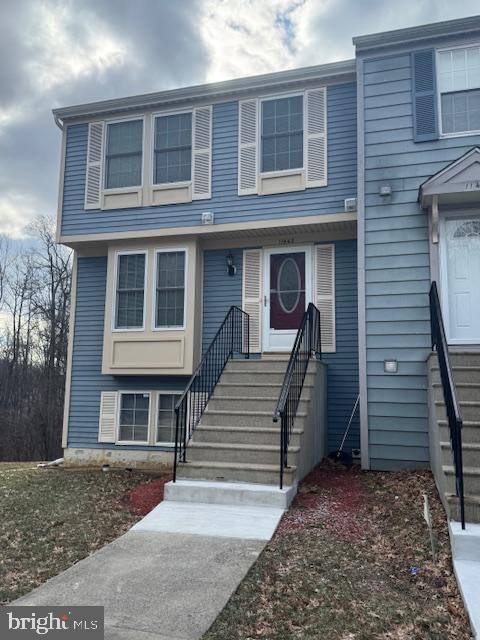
[447,494,480,525]
[439,420,480,443]
[188,441,300,466]
[164,479,297,509]
[221,370,316,385]
[207,396,309,413]
[441,441,480,467]
[214,382,313,399]
[200,409,307,428]
[431,366,480,384]
[227,360,288,372]
[193,425,303,446]
[434,382,480,403]
[449,352,480,367]
[444,465,480,495]
[436,400,480,422]
[177,460,295,485]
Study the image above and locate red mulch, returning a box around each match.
[122,475,171,516]
[278,461,374,542]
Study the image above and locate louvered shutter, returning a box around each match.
[305,87,327,188]
[85,121,104,209]
[98,391,118,443]
[192,106,212,200]
[242,249,262,352]
[411,49,438,142]
[238,99,258,195]
[314,244,336,353]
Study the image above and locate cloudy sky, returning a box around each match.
[0,0,479,239]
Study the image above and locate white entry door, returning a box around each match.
[441,216,480,344]
[262,246,312,351]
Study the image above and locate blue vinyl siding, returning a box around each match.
[61,82,357,237]
[362,49,480,470]
[202,240,360,453]
[68,256,188,451]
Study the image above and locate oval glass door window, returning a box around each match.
[277,257,301,313]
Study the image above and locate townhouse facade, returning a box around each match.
[54,15,480,518]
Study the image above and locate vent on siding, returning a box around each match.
[85,121,104,210]
[242,249,262,352]
[306,87,327,188]
[412,50,438,142]
[315,244,336,353]
[238,99,258,195]
[98,391,118,443]
[192,106,212,200]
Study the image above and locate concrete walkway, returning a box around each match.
[14,500,284,640]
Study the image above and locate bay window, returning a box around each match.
[155,250,186,328]
[115,252,146,330]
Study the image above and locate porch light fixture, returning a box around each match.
[384,359,398,374]
[226,252,236,277]
[379,184,392,198]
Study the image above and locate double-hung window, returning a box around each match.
[115,252,146,330]
[438,45,480,135]
[261,95,303,173]
[118,392,150,443]
[155,250,186,328]
[105,119,143,189]
[154,113,192,184]
[156,393,181,444]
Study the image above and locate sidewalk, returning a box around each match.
[14,501,284,640]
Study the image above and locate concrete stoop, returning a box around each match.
[449,521,480,638]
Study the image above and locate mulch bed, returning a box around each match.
[204,461,471,640]
[122,475,171,515]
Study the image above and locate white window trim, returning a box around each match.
[154,390,183,446]
[112,249,148,332]
[436,43,480,139]
[150,109,193,189]
[103,114,146,192]
[258,90,305,177]
[116,390,151,446]
[152,247,188,331]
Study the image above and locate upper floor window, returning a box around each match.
[438,46,480,135]
[155,250,186,328]
[105,119,143,189]
[154,113,192,184]
[115,252,146,330]
[261,95,303,173]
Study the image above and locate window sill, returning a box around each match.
[115,440,150,446]
[258,168,305,196]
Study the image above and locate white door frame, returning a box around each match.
[439,211,480,345]
[262,245,313,352]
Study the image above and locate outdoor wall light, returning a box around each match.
[379,184,392,198]
[226,252,236,277]
[384,359,398,374]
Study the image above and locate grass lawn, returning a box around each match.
[0,463,167,604]
[204,464,470,640]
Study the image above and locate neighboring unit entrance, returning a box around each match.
[441,216,480,344]
[263,247,312,351]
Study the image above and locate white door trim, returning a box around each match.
[262,245,313,352]
[439,212,480,345]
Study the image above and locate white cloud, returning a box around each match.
[0,191,39,239]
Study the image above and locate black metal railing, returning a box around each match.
[273,303,322,489]
[173,306,250,482]
[430,281,465,529]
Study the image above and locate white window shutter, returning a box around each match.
[305,88,327,188]
[192,106,212,200]
[314,244,336,353]
[238,99,258,195]
[98,391,118,443]
[85,121,105,210]
[242,249,262,352]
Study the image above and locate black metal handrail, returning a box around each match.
[430,281,465,529]
[173,306,250,482]
[273,303,322,489]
